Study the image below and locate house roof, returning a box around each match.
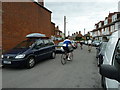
[76,34,83,37]
[34,2,52,13]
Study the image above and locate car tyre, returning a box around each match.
[26,57,35,69]
[51,51,56,59]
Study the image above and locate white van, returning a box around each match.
[99,30,120,89]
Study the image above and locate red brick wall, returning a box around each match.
[0,1,2,49]
[2,2,52,51]
[51,22,55,36]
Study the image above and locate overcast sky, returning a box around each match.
[44,0,119,35]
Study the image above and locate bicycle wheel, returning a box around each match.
[69,52,73,61]
[61,53,67,65]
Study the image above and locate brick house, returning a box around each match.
[71,31,83,40]
[0,1,2,50]
[90,12,120,40]
[2,1,55,51]
[54,26,62,40]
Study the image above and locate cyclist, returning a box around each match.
[63,37,73,60]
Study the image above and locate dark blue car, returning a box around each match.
[2,38,56,69]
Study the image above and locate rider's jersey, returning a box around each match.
[63,39,72,47]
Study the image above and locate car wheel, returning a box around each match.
[26,57,35,69]
[101,76,107,90]
[51,52,56,59]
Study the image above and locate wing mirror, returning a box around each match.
[100,65,120,82]
[115,54,120,64]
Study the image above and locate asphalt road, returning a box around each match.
[2,45,102,88]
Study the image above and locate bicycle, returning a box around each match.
[61,49,73,65]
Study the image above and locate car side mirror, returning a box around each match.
[115,54,120,64]
[100,65,120,82]
[117,47,120,53]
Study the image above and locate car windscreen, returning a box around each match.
[14,40,36,49]
[58,42,63,46]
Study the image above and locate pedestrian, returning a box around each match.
[80,41,83,49]
[88,39,92,52]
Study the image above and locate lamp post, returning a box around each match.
[84,28,85,35]
[64,16,66,38]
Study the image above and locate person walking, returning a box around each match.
[80,41,83,49]
[88,39,92,52]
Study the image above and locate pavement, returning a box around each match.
[2,45,102,88]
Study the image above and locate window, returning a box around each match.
[43,40,49,46]
[49,40,54,45]
[36,40,44,48]
[112,39,120,71]
[15,40,35,49]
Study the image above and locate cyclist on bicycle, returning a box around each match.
[63,37,73,60]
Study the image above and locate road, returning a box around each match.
[2,45,102,88]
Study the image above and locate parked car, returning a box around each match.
[2,35,56,69]
[55,42,64,54]
[96,41,108,67]
[92,40,101,47]
[99,31,120,89]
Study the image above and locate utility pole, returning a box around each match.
[68,31,70,36]
[84,28,85,35]
[64,16,66,38]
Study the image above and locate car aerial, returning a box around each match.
[99,31,120,89]
[92,40,101,47]
[55,42,64,54]
[2,33,56,69]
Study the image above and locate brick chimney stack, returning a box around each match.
[79,31,81,34]
[38,0,44,6]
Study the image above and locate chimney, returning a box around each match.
[57,26,59,29]
[76,32,78,34]
[79,31,81,34]
[38,0,44,6]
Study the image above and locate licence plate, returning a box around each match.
[57,47,61,48]
[3,61,11,64]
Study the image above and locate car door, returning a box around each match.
[33,39,45,60]
[106,39,120,89]
[41,39,50,58]
[48,39,55,52]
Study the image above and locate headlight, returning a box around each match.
[1,55,3,59]
[15,54,25,59]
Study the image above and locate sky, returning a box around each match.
[43,0,119,36]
